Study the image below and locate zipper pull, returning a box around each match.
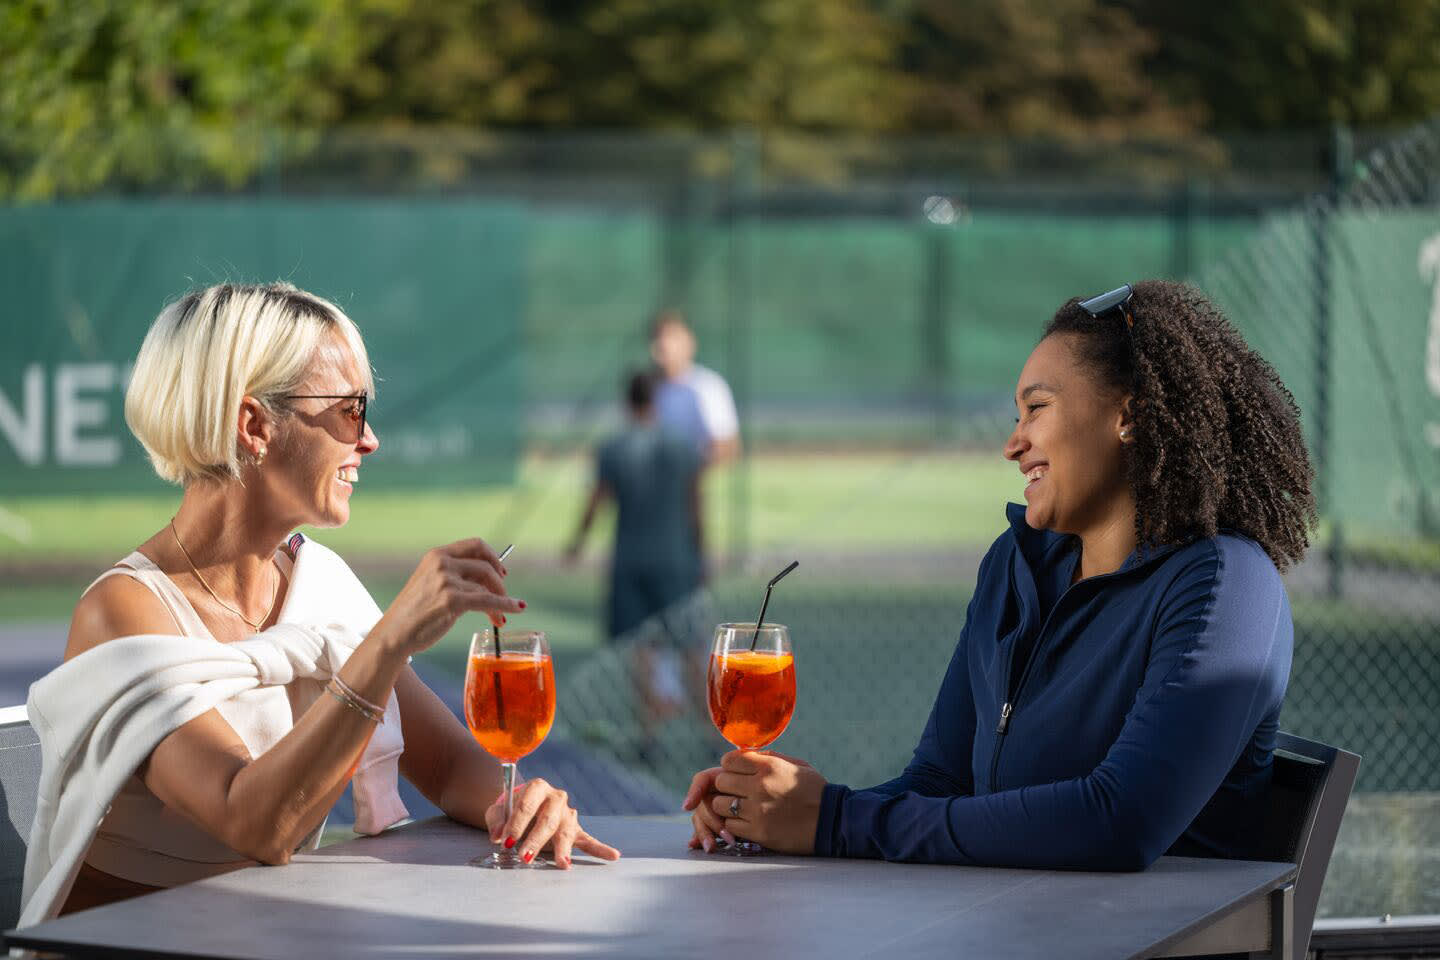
[996,702,1012,735]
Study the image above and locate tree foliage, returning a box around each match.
[898,0,1200,138]
[327,0,907,132]
[1121,0,1440,130]
[0,0,384,197]
[3,0,1440,197]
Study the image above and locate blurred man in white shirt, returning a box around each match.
[649,309,740,465]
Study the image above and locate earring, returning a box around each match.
[256,446,267,465]
[1119,429,1131,442]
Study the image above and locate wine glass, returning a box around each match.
[463,628,556,869]
[706,622,796,856]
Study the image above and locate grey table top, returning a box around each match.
[7,816,1295,960]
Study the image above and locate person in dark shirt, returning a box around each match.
[567,370,705,742]
[684,280,1317,869]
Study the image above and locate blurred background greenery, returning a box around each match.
[6,0,1440,198]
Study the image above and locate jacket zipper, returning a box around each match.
[988,561,1134,791]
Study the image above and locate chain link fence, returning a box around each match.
[511,122,1440,809]
[1198,120,1440,796]
[502,123,1440,921]
[555,565,980,797]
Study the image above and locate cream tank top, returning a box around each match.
[80,549,320,887]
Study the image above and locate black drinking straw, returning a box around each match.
[750,560,799,651]
[491,544,515,727]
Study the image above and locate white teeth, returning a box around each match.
[1026,467,1047,483]
[336,467,358,483]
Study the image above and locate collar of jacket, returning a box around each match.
[1003,501,1188,583]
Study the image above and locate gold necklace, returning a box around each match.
[169,518,278,630]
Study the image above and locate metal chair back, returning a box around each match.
[0,705,40,931]
[1256,731,1362,960]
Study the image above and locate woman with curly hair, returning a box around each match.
[684,279,1316,869]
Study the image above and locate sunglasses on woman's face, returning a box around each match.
[1078,283,1135,328]
[283,393,368,442]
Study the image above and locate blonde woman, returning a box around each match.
[22,282,618,925]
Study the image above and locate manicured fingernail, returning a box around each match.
[523,852,534,864]
[703,838,714,853]
[720,830,735,845]
[504,836,516,849]
[517,600,527,609]
[501,615,507,624]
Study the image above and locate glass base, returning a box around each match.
[714,839,764,857]
[469,849,548,869]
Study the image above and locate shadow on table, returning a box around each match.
[307,816,695,869]
[8,888,636,959]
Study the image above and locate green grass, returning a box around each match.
[0,451,1020,564]
[4,450,1436,641]
[0,580,93,622]
[0,451,1016,626]
[8,450,1431,567]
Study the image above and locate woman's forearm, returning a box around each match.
[221,635,411,862]
[437,739,505,829]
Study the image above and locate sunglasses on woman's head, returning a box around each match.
[1078,283,1135,329]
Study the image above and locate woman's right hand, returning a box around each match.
[684,750,823,854]
[684,764,728,853]
[370,538,525,659]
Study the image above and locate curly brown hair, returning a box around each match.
[1044,280,1317,571]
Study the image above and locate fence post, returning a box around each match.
[1170,178,1198,280]
[1317,124,1353,598]
[725,131,760,571]
[921,225,952,443]
[660,177,694,308]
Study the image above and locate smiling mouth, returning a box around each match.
[1025,466,1048,487]
[336,466,358,487]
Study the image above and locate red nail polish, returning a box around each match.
[523,852,534,864]
[518,600,527,610]
[504,836,516,849]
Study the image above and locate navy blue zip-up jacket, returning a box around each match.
[814,503,1293,871]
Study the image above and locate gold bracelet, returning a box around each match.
[331,674,386,716]
[326,680,384,723]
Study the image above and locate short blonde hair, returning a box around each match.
[125,282,374,485]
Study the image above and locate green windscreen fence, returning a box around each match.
[1329,212,1440,535]
[528,211,1262,410]
[1202,208,1440,539]
[0,200,527,493]
[4,198,1438,538]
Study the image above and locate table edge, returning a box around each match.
[3,819,1300,960]
[1137,859,1297,959]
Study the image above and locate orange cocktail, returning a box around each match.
[706,622,795,858]
[463,652,555,762]
[707,649,796,750]
[463,629,555,869]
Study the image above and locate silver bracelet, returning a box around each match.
[331,674,386,716]
[325,680,384,723]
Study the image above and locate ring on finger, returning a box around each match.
[728,796,741,818]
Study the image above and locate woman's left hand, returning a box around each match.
[682,750,828,855]
[485,778,622,868]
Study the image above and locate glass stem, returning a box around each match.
[501,761,517,837]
